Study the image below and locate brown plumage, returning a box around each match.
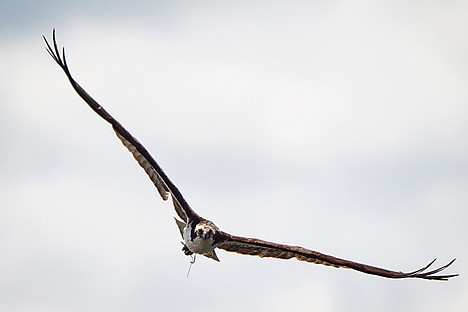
[44,30,458,281]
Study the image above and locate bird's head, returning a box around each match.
[195,223,215,240]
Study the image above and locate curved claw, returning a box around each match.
[181,242,193,256]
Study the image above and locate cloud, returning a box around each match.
[1,1,466,311]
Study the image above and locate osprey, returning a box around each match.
[44,30,458,281]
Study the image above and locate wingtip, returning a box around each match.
[412,258,458,280]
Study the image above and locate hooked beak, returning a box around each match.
[201,230,214,240]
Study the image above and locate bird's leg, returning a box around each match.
[181,242,193,256]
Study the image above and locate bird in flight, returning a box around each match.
[43,30,457,281]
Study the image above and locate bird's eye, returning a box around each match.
[197,229,203,236]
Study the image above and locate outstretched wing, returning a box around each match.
[216,232,458,280]
[43,30,197,222]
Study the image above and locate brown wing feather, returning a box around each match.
[114,131,170,200]
[217,233,457,280]
[43,30,197,222]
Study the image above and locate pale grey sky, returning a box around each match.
[1,1,467,311]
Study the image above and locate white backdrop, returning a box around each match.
[1,1,466,311]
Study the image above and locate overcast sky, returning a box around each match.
[1,1,467,311]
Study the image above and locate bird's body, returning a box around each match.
[43,30,458,281]
[183,219,218,254]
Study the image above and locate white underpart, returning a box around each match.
[183,223,216,254]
